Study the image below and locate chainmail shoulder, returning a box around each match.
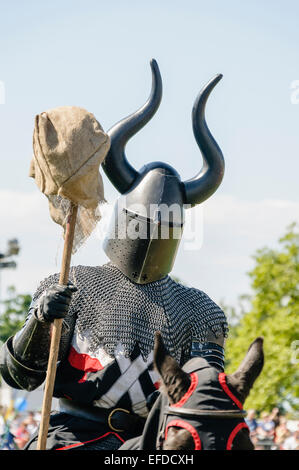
[63,263,228,363]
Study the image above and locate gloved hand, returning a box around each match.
[37,283,78,322]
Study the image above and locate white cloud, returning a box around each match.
[0,190,48,231]
[0,190,299,308]
[0,190,109,298]
[173,194,299,305]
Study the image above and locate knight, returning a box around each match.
[0,60,228,450]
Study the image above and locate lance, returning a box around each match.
[36,203,78,450]
[29,106,110,450]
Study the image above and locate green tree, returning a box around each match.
[0,286,31,344]
[225,223,299,413]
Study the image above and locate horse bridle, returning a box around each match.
[164,406,247,419]
[158,406,247,448]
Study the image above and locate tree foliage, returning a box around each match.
[225,224,299,413]
[0,286,31,344]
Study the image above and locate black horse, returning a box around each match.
[120,332,264,450]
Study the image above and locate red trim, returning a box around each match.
[56,432,125,450]
[68,346,103,383]
[63,394,72,400]
[78,373,88,384]
[218,373,243,410]
[165,419,201,450]
[226,422,249,450]
[172,372,198,408]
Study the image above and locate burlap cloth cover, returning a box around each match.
[30,106,110,252]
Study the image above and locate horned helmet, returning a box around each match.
[102,59,224,284]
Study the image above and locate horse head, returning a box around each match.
[154,332,264,450]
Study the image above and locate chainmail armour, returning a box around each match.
[33,263,228,364]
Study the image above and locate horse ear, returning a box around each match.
[226,337,264,404]
[154,331,191,404]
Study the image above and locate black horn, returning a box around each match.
[102,59,163,194]
[183,74,225,206]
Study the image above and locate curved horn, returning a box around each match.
[183,74,225,206]
[102,59,163,194]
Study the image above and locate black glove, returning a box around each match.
[37,283,78,322]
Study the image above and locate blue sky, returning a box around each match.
[1,0,299,308]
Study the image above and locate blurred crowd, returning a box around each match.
[245,408,299,450]
[0,406,40,450]
[0,404,298,450]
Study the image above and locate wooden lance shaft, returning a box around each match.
[36,204,78,450]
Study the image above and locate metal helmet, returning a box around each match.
[102,59,225,284]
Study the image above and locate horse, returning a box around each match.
[120,332,264,450]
